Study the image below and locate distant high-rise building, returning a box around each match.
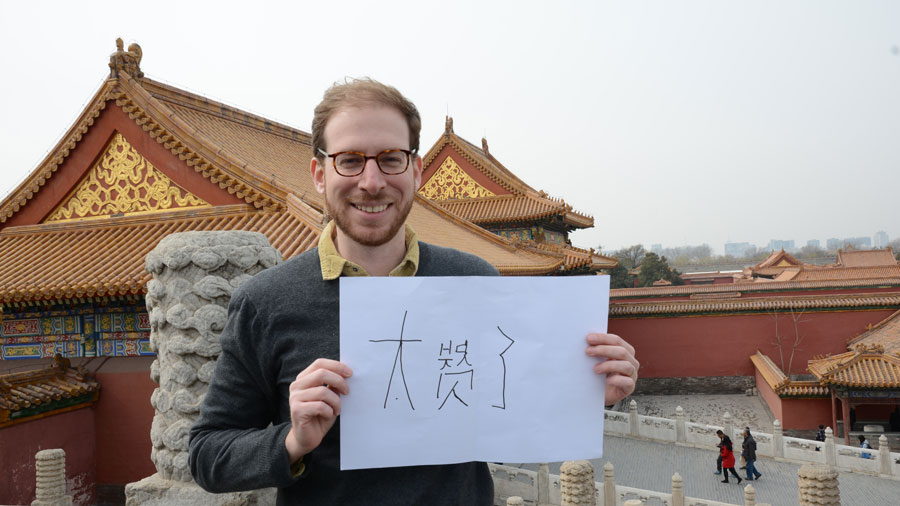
[768,239,795,251]
[651,243,663,254]
[826,238,842,251]
[874,231,889,248]
[725,241,753,257]
[807,239,821,249]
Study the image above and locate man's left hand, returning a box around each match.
[585,333,639,406]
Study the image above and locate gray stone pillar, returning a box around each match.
[743,483,756,506]
[32,449,72,506]
[824,427,836,466]
[878,435,891,476]
[773,419,784,459]
[671,472,684,506]
[723,412,733,440]
[560,460,595,506]
[629,400,639,436]
[675,406,686,443]
[537,463,551,505]
[126,231,281,506]
[602,462,615,506]
[797,464,840,506]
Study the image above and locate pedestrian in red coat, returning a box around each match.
[720,436,743,484]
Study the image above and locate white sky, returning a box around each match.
[2,1,898,254]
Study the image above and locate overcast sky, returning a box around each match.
[2,1,898,254]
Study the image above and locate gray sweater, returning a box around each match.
[189,242,497,505]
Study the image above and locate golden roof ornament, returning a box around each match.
[108,37,144,79]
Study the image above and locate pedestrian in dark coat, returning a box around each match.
[742,428,762,480]
[713,430,724,475]
[720,436,742,484]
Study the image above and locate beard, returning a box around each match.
[325,192,414,247]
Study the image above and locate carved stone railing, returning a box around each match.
[604,400,900,479]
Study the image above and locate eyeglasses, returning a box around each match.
[317,148,415,177]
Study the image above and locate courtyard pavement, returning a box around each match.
[514,394,900,506]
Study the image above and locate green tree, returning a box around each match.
[636,252,684,287]
[608,263,634,289]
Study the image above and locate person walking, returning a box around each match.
[713,430,724,475]
[720,435,742,484]
[743,428,762,481]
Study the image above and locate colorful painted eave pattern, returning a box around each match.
[808,351,900,388]
[610,292,900,318]
[750,352,829,398]
[422,132,593,229]
[0,358,100,426]
[0,205,321,305]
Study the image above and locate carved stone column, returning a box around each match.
[32,449,72,506]
[602,462,615,506]
[507,497,524,506]
[671,472,684,506]
[797,464,840,506]
[723,411,733,440]
[877,435,892,476]
[560,460,595,506]
[824,427,836,466]
[675,406,686,442]
[743,483,755,506]
[126,231,281,506]
[629,400,639,436]
[773,419,784,458]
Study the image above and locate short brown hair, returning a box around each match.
[311,78,421,160]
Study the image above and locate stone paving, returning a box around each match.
[517,435,900,506]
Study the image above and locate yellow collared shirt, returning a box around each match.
[318,221,419,279]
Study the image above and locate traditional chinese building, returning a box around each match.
[418,117,616,274]
[738,247,900,282]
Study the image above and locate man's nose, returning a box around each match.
[356,158,386,193]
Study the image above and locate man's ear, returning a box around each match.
[412,154,423,189]
[311,157,326,194]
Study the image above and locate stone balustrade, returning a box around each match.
[604,400,900,479]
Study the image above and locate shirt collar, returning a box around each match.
[318,221,419,280]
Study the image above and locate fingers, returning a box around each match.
[586,333,634,356]
[290,384,343,416]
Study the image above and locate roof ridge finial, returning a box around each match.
[109,37,144,80]
[444,116,453,135]
[481,136,489,154]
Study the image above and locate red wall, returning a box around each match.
[93,357,157,485]
[755,368,784,422]
[609,309,895,378]
[0,408,96,506]
[781,398,833,430]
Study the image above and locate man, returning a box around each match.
[713,429,724,475]
[189,78,639,505]
[742,428,762,481]
[858,434,872,459]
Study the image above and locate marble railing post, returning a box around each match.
[824,427,836,466]
[797,464,839,506]
[723,412,733,440]
[126,231,281,505]
[675,406,686,443]
[538,463,551,505]
[603,462,616,506]
[560,460,595,506]
[32,449,72,506]
[507,497,524,506]
[743,483,756,506]
[773,420,784,458]
[623,500,642,506]
[629,400,639,436]
[671,472,684,506]
[878,435,891,476]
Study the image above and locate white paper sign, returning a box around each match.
[339,275,609,470]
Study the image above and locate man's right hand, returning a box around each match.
[284,358,353,462]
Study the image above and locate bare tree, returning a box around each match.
[769,308,808,377]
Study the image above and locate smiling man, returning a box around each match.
[189,78,639,505]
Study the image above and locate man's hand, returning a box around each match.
[585,333,639,406]
[284,358,353,462]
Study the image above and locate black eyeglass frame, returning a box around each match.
[317,148,416,177]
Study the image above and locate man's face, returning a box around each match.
[311,105,422,249]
